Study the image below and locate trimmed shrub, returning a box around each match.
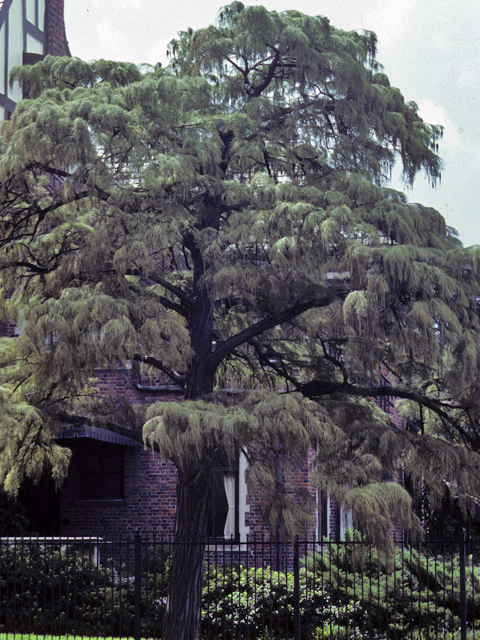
[201,539,480,639]
[2,538,480,639]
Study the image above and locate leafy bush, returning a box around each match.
[202,562,364,639]
[303,538,480,639]
[0,542,167,638]
[201,538,480,640]
[2,538,480,639]
[0,543,125,636]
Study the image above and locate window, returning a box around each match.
[377,374,395,413]
[317,492,352,541]
[21,54,45,99]
[335,502,353,541]
[78,448,124,499]
[317,491,330,539]
[206,467,238,540]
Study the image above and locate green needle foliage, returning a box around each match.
[1,3,480,638]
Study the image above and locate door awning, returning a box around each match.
[56,425,142,448]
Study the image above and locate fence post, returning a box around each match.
[134,534,142,640]
[459,532,467,640]
[294,536,301,640]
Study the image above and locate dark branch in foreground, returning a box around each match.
[150,267,193,308]
[210,286,348,368]
[133,354,186,389]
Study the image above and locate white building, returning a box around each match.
[0,0,69,121]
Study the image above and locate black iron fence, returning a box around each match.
[0,534,479,639]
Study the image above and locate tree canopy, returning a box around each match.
[2,3,480,638]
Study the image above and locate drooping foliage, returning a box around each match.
[1,4,480,638]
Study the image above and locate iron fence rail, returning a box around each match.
[0,534,477,639]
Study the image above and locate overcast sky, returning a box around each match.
[64,0,480,247]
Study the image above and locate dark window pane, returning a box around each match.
[317,492,329,538]
[79,449,124,499]
[206,472,229,538]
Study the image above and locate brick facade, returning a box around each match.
[3,342,406,539]
[94,365,184,405]
[45,0,70,57]
[57,363,182,536]
[55,363,329,539]
[1,320,407,540]
[60,445,178,536]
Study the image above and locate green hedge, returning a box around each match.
[303,539,480,639]
[2,540,480,639]
[202,540,480,639]
[0,543,169,637]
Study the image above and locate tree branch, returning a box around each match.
[248,49,281,98]
[249,339,304,390]
[210,287,344,368]
[156,295,187,316]
[297,377,476,448]
[133,354,185,389]
[320,339,348,385]
[150,267,193,307]
[32,163,112,203]
[0,186,102,250]
[0,260,51,274]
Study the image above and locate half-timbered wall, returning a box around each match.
[0,0,69,121]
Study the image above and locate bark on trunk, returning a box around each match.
[162,467,211,640]
[162,228,216,639]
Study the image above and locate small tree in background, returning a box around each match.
[2,3,480,638]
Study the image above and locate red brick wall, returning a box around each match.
[94,366,183,405]
[60,446,178,536]
[57,364,322,539]
[60,361,411,541]
[45,0,70,57]
[58,364,183,536]
[244,447,318,538]
[40,355,405,540]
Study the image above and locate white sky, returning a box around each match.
[64,0,480,247]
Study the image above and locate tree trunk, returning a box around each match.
[162,229,217,639]
[162,467,211,640]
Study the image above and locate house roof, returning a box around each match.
[56,425,142,448]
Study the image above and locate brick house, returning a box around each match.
[4,346,357,541]
[13,358,403,542]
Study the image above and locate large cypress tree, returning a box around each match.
[1,4,480,638]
